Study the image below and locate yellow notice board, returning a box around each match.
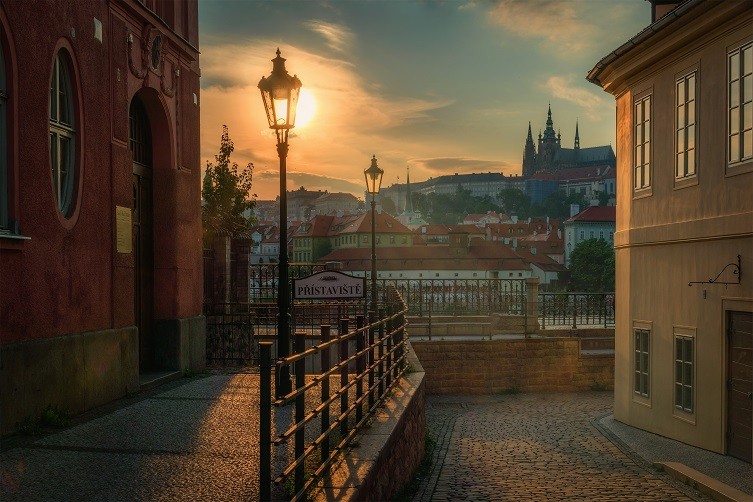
[116,206,132,254]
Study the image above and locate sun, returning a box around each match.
[295,88,316,129]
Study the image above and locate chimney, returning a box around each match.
[570,204,580,217]
[649,0,681,22]
[531,247,537,255]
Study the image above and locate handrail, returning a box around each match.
[260,285,409,501]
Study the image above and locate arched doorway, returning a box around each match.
[129,96,154,372]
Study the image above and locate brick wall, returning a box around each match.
[412,338,613,394]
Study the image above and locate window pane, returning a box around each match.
[744,130,752,159]
[50,133,57,178]
[744,75,752,102]
[634,371,640,391]
[641,332,648,352]
[687,125,695,149]
[730,53,740,80]
[676,340,682,360]
[640,374,648,395]
[731,107,740,134]
[677,130,685,151]
[676,80,684,103]
[641,353,648,373]
[675,384,683,407]
[744,102,753,130]
[635,102,642,122]
[687,100,695,125]
[636,124,642,144]
[731,81,740,107]
[645,97,651,117]
[683,387,692,411]
[688,74,696,96]
[50,61,57,122]
[744,46,753,75]
[677,104,685,128]
[687,149,695,175]
[731,134,740,162]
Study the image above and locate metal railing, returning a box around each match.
[378,278,527,317]
[259,286,409,501]
[539,292,615,328]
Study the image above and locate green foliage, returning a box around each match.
[568,238,615,292]
[312,238,333,261]
[498,188,531,218]
[422,187,503,224]
[17,405,70,435]
[536,190,588,220]
[379,196,397,214]
[202,125,256,239]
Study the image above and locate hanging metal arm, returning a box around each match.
[688,255,741,287]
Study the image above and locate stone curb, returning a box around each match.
[655,462,753,502]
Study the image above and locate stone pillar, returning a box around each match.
[525,277,540,335]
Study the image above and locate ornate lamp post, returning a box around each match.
[364,155,384,311]
[259,49,301,397]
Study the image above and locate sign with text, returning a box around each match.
[293,270,366,300]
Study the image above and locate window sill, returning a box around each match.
[673,175,698,190]
[633,187,653,200]
[672,409,696,426]
[725,159,753,177]
[0,233,31,251]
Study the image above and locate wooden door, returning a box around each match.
[130,98,154,372]
[728,310,752,463]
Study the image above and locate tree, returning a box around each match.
[202,125,256,240]
[568,238,615,292]
[498,188,531,218]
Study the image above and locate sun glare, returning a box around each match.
[295,88,316,129]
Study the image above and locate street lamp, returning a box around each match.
[259,48,302,397]
[364,155,384,311]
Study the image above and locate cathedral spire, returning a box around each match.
[523,121,536,177]
[406,165,413,213]
[574,119,580,150]
[542,104,556,141]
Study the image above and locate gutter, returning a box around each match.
[586,0,705,87]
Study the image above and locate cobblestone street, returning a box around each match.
[413,392,708,501]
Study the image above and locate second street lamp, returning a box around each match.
[258,48,301,397]
[364,155,384,312]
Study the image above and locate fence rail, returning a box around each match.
[259,286,409,501]
[539,292,615,328]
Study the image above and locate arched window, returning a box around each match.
[49,50,76,218]
[0,35,8,231]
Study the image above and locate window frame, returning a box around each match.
[49,48,79,221]
[633,327,650,399]
[727,39,753,175]
[673,327,696,420]
[633,89,653,197]
[674,68,699,188]
[0,34,7,233]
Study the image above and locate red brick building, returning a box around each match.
[0,1,204,434]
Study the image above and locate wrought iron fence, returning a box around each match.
[249,263,328,303]
[259,286,408,501]
[378,278,527,317]
[204,305,258,366]
[539,292,615,328]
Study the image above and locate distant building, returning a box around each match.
[588,0,752,460]
[522,106,616,177]
[562,206,615,266]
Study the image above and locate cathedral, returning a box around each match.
[522,106,616,177]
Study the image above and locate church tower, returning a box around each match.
[522,122,537,177]
[537,104,561,171]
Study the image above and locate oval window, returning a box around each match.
[49,50,77,218]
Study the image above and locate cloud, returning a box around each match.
[305,20,354,54]
[543,75,610,120]
[486,0,597,53]
[256,170,364,195]
[411,157,516,175]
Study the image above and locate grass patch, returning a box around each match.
[17,405,70,435]
[393,431,437,502]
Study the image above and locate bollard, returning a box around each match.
[339,318,349,440]
[259,342,273,502]
[320,325,331,473]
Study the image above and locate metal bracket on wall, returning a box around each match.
[688,255,741,288]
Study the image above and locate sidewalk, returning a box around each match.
[1,376,751,501]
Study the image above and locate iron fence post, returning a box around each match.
[355,314,365,425]
[603,294,608,328]
[368,310,375,411]
[378,307,385,399]
[339,318,349,440]
[259,342,272,502]
[294,332,306,496]
[386,302,393,388]
[320,324,331,474]
[572,294,578,329]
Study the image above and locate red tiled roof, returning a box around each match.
[564,205,616,223]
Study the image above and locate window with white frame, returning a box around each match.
[674,335,694,413]
[676,72,697,179]
[49,50,77,218]
[729,41,752,165]
[634,328,650,398]
[634,95,651,190]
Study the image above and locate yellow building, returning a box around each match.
[588,0,752,462]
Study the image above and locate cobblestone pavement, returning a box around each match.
[413,392,709,502]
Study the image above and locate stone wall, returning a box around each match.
[314,343,425,501]
[412,338,613,395]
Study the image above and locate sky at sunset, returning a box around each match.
[198,0,649,201]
